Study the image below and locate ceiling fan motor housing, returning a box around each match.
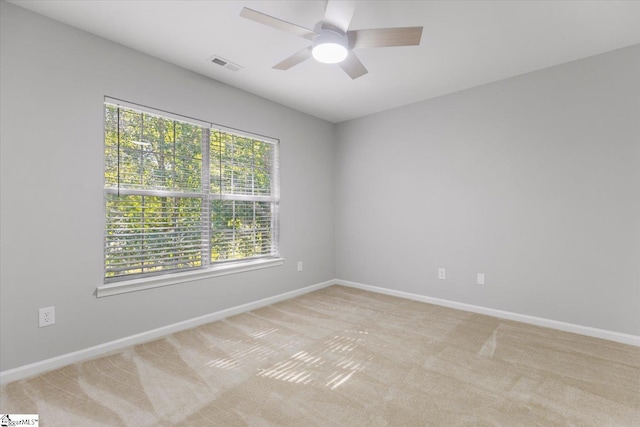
[312,28,349,63]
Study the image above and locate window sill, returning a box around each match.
[96,258,285,298]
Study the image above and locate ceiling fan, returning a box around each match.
[240,1,423,79]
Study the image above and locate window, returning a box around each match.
[103,98,280,287]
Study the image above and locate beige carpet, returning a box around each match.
[1,285,639,426]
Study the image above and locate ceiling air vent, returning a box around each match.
[208,55,243,72]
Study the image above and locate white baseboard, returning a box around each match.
[0,280,334,385]
[335,279,640,348]
[3,278,637,385]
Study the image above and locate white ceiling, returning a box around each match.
[9,0,640,123]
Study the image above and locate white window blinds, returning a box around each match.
[104,99,279,282]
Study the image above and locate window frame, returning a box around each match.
[98,97,283,297]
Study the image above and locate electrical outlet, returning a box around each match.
[39,306,55,327]
[438,268,446,280]
[477,273,486,285]
[297,261,303,272]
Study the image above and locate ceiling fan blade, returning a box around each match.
[273,47,313,70]
[240,7,316,40]
[339,52,368,79]
[322,0,356,33]
[348,27,423,49]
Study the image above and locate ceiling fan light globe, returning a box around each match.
[311,28,349,64]
[312,43,348,64]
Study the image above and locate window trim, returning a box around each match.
[96,257,284,297]
[100,97,282,294]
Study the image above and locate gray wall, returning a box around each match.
[0,2,335,371]
[336,45,640,336]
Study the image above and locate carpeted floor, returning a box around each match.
[1,285,639,426]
